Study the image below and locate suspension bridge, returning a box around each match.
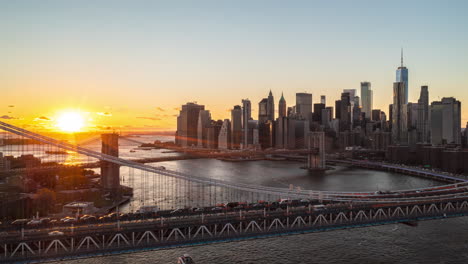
[1,120,468,262]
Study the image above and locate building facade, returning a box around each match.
[417,85,430,143]
[295,93,312,120]
[231,105,242,149]
[430,97,462,145]
[176,102,205,147]
[242,99,252,148]
[218,119,231,150]
[392,82,408,145]
[360,82,373,119]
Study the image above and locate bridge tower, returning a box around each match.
[307,132,326,172]
[101,133,120,192]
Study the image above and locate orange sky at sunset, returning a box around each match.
[2,1,468,132]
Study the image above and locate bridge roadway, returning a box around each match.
[329,159,468,183]
[2,197,468,262]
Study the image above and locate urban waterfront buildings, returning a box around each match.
[392,82,408,145]
[278,93,287,118]
[339,92,351,132]
[258,98,268,123]
[218,119,231,150]
[174,52,463,155]
[320,95,326,105]
[176,102,205,147]
[197,110,211,148]
[417,86,430,143]
[396,49,409,104]
[231,105,242,149]
[295,93,312,120]
[360,82,373,119]
[267,90,275,122]
[430,97,462,145]
[242,99,252,148]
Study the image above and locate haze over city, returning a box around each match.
[3,1,468,264]
[2,0,468,132]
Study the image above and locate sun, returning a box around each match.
[56,111,85,132]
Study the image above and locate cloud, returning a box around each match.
[137,116,162,121]
[95,125,112,130]
[0,115,18,119]
[97,112,112,116]
[34,116,51,121]
[173,107,181,111]
[156,107,165,112]
[8,105,14,108]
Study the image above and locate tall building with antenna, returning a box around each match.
[396,48,409,104]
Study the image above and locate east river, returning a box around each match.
[7,135,466,263]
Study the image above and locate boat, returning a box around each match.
[177,254,195,264]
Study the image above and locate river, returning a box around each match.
[4,134,465,263]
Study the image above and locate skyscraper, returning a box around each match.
[396,49,409,104]
[207,120,223,149]
[242,99,251,148]
[465,122,468,148]
[343,89,358,124]
[417,86,430,143]
[218,119,231,150]
[176,102,205,147]
[360,82,373,118]
[278,92,287,118]
[372,109,381,121]
[335,100,341,119]
[313,103,325,123]
[295,93,312,120]
[430,97,461,145]
[320,95,326,105]
[267,90,275,121]
[407,102,419,147]
[339,92,351,132]
[230,105,242,149]
[258,98,268,123]
[392,82,408,145]
[197,110,211,147]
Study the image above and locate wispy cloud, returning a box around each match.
[97,112,112,116]
[94,125,113,130]
[137,116,162,121]
[0,115,18,119]
[156,107,165,112]
[8,105,14,108]
[34,116,51,121]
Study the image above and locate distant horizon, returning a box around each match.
[2,0,468,131]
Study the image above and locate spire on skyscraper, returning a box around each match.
[280,92,285,101]
[401,48,404,67]
[269,89,273,96]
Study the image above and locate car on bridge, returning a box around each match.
[48,231,64,236]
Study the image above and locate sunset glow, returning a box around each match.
[55,111,85,132]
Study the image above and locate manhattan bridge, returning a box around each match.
[1,120,468,263]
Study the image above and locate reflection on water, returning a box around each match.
[0,135,176,165]
[5,134,460,263]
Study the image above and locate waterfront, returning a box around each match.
[61,137,458,264]
[4,136,464,263]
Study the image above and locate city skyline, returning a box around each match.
[2,1,468,131]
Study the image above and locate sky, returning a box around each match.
[1,0,468,131]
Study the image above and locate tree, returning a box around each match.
[34,188,57,216]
